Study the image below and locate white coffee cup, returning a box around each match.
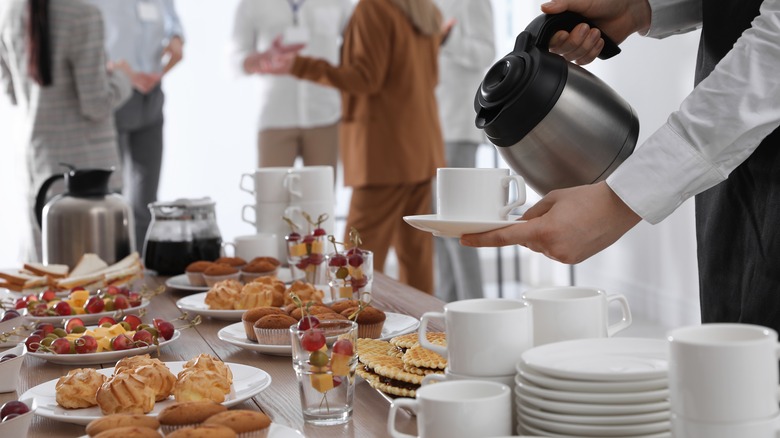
[239,166,334,204]
[387,380,512,438]
[668,323,780,423]
[222,233,278,260]
[436,167,525,221]
[421,370,515,388]
[419,298,533,377]
[240,167,292,203]
[522,286,632,346]
[672,412,780,438]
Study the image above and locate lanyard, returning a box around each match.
[287,0,306,25]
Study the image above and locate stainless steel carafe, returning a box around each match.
[474,12,639,195]
[35,167,135,267]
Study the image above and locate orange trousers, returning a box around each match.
[345,180,434,294]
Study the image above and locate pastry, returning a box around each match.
[157,400,228,425]
[249,274,285,294]
[185,261,214,287]
[55,368,107,409]
[285,280,324,305]
[235,281,275,310]
[204,280,242,310]
[166,424,237,438]
[93,426,162,438]
[242,306,287,341]
[95,371,156,415]
[113,354,159,374]
[204,410,272,434]
[203,264,241,287]
[181,354,233,384]
[253,314,298,345]
[85,414,160,437]
[174,369,231,403]
[134,363,177,402]
[341,305,386,339]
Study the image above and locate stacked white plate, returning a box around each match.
[515,337,671,437]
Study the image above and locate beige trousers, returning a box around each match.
[257,123,339,169]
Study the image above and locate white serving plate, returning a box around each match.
[516,389,671,416]
[76,423,304,438]
[22,361,272,425]
[403,214,523,238]
[516,376,669,404]
[166,267,300,292]
[517,402,671,426]
[175,285,329,321]
[519,338,668,382]
[22,299,150,326]
[520,412,670,437]
[217,312,421,356]
[25,329,181,365]
[517,362,668,393]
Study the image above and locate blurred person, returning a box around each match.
[86,0,184,253]
[231,0,353,172]
[462,0,780,330]
[432,0,495,302]
[258,0,448,294]
[0,0,135,261]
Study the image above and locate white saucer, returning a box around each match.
[517,402,670,426]
[516,390,671,416]
[520,420,672,438]
[403,214,523,238]
[516,377,669,404]
[519,338,668,382]
[517,363,668,393]
[521,412,670,437]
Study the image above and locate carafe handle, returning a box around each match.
[34,174,65,228]
[518,11,621,60]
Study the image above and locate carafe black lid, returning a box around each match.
[65,168,114,197]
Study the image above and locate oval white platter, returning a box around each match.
[25,329,180,365]
[21,361,272,425]
[175,286,330,321]
[218,312,421,356]
[166,267,300,292]
[22,299,150,326]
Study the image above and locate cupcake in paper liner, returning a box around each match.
[253,314,298,345]
[341,306,386,339]
[156,400,228,434]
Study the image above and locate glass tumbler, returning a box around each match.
[290,319,358,425]
[287,234,327,284]
[325,250,373,302]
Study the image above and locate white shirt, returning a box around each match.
[434,0,495,144]
[229,0,354,131]
[606,0,780,224]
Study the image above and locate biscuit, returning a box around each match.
[402,344,447,370]
[157,400,228,425]
[166,424,237,438]
[93,426,162,438]
[356,338,394,362]
[86,414,160,436]
[204,409,272,433]
[389,332,446,350]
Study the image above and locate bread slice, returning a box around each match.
[69,253,109,277]
[0,270,45,286]
[56,252,142,290]
[23,262,69,278]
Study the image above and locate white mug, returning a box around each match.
[283,165,334,203]
[222,233,278,260]
[421,371,515,388]
[436,167,525,221]
[668,323,780,423]
[242,202,291,263]
[522,286,632,346]
[239,167,293,203]
[419,298,534,377]
[672,413,780,438]
[387,380,512,438]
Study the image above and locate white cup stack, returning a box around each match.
[668,323,780,438]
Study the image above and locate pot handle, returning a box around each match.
[520,11,621,60]
[34,174,65,228]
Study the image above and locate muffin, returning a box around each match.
[249,256,281,268]
[253,314,298,345]
[289,305,336,320]
[214,257,247,269]
[240,258,279,282]
[166,424,237,438]
[158,400,228,434]
[85,414,160,436]
[341,306,386,339]
[241,306,287,341]
[203,264,241,287]
[317,312,349,321]
[329,299,361,315]
[185,261,214,287]
[204,410,272,435]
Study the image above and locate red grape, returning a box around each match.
[298,316,320,331]
[328,254,347,267]
[113,295,130,310]
[127,292,142,307]
[38,289,56,302]
[156,321,175,341]
[50,337,72,354]
[122,314,143,331]
[30,303,49,316]
[105,286,121,296]
[308,253,324,265]
[70,286,86,293]
[0,400,30,421]
[98,316,116,326]
[53,301,72,316]
[313,227,327,236]
[133,329,155,347]
[303,234,315,244]
[286,232,301,242]
[24,334,42,352]
[348,254,363,267]
[351,276,368,289]
[65,318,85,334]
[301,329,326,352]
[36,322,55,336]
[333,339,354,356]
[84,296,105,314]
[0,354,17,363]
[111,334,134,351]
[74,335,98,354]
[14,298,26,310]
[0,310,20,322]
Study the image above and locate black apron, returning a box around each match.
[695,0,780,330]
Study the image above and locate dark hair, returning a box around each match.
[26,0,52,86]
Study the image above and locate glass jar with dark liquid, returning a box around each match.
[143,198,223,275]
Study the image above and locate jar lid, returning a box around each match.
[149,197,215,209]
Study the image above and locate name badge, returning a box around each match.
[137,2,161,22]
[283,26,310,45]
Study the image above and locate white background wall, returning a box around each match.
[0,0,701,329]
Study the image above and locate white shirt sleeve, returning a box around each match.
[607,0,780,224]
[228,0,258,77]
[643,0,702,38]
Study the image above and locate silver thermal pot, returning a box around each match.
[35,167,135,267]
[475,12,639,195]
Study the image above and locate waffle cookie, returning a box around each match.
[389,331,447,353]
[401,344,447,375]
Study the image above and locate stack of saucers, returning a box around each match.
[514,337,671,437]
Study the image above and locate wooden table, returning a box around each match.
[2,272,445,437]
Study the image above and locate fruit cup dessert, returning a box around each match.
[326,228,373,301]
[285,213,329,284]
